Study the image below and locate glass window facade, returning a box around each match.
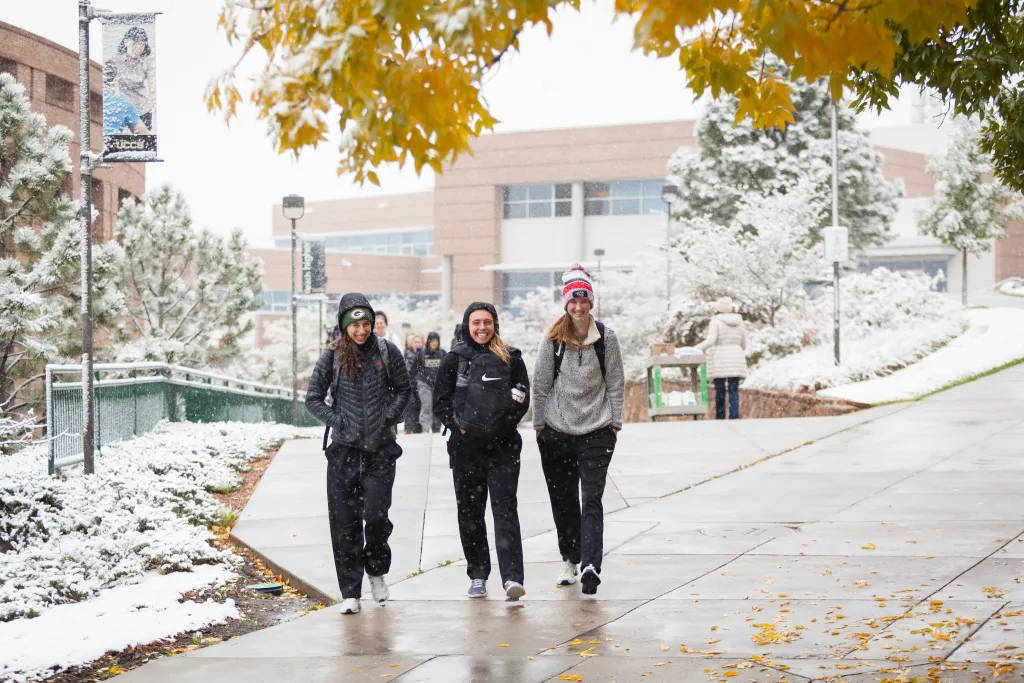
[502,184,572,219]
[273,229,433,255]
[584,179,666,216]
[501,271,563,311]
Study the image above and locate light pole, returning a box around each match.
[283,194,305,425]
[79,0,96,474]
[593,248,605,319]
[661,184,680,311]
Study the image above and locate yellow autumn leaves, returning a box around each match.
[207,0,979,181]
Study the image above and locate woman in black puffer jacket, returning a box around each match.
[305,293,411,615]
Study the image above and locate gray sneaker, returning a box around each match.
[504,580,526,601]
[467,579,487,598]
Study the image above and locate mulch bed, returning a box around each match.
[43,446,325,683]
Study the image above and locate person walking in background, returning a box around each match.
[305,294,412,615]
[449,323,464,351]
[532,264,625,595]
[403,334,423,434]
[433,303,530,601]
[697,296,748,420]
[410,332,446,433]
[375,311,404,350]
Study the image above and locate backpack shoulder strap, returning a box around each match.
[377,337,392,385]
[551,340,566,381]
[457,356,468,377]
[594,321,607,378]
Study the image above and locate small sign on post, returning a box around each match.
[822,226,849,263]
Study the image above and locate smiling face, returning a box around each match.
[566,298,592,325]
[412,335,423,350]
[347,319,372,345]
[374,317,387,336]
[467,309,495,345]
[126,39,146,58]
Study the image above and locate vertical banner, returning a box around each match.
[99,14,158,161]
[302,240,327,294]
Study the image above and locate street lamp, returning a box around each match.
[661,184,680,311]
[593,248,605,318]
[282,194,305,425]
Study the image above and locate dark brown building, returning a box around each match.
[0,20,146,242]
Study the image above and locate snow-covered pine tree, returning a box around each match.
[0,73,124,415]
[667,65,902,252]
[114,186,263,366]
[918,120,1024,306]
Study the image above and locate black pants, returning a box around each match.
[713,377,741,420]
[537,426,615,573]
[450,432,525,585]
[403,386,422,433]
[326,442,400,599]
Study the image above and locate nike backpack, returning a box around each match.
[453,352,513,439]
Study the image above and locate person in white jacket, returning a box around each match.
[697,297,748,420]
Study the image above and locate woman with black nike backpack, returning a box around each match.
[532,264,625,595]
[433,302,531,601]
[305,293,412,615]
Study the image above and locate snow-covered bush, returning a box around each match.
[0,421,298,621]
[0,407,36,455]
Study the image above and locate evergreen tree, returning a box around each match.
[918,121,1024,306]
[114,186,263,366]
[0,73,124,413]
[667,71,902,251]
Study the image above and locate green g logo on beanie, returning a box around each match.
[342,307,372,329]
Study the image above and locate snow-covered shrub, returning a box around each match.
[0,407,36,455]
[0,421,298,621]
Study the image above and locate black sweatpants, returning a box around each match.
[449,432,525,586]
[325,441,400,599]
[537,426,615,573]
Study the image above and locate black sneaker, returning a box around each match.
[580,565,601,595]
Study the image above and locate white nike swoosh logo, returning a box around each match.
[481,375,502,382]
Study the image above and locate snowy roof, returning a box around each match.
[869,124,955,156]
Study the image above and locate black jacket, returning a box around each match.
[305,293,412,452]
[432,340,530,442]
[411,333,446,386]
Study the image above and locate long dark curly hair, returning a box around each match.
[117,27,152,58]
[327,330,365,383]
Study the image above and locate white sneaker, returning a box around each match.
[557,560,579,586]
[504,580,526,601]
[341,597,361,614]
[368,575,389,603]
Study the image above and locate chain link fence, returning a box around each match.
[45,362,318,473]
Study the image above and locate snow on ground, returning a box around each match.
[819,308,1024,404]
[0,421,305,681]
[1000,278,1024,297]
[743,316,965,394]
[0,565,238,683]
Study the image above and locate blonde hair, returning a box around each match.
[545,313,584,350]
[488,334,512,365]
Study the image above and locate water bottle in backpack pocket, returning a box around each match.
[453,353,513,439]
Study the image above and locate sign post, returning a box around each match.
[827,98,844,367]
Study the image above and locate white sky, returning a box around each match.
[1,0,922,245]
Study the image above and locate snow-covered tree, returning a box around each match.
[0,73,124,414]
[918,120,1024,306]
[226,310,330,388]
[667,67,902,251]
[114,186,263,366]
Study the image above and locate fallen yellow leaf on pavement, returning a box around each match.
[861,543,876,550]
[556,676,582,682]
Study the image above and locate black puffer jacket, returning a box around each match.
[305,293,412,452]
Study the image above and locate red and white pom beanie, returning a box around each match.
[561,263,595,309]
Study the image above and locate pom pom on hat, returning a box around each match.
[561,263,595,309]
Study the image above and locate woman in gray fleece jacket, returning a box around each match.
[532,264,624,595]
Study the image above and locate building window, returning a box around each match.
[500,271,563,310]
[0,57,18,79]
[46,74,76,111]
[502,184,572,219]
[584,179,666,216]
[860,259,949,292]
[90,91,103,124]
[275,229,434,255]
[259,291,290,312]
[118,188,136,207]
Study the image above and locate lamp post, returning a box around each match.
[593,248,605,318]
[282,194,305,425]
[661,184,680,311]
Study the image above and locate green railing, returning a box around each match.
[45,362,319,473]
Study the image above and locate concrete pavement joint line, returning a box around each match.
[225,532,337,607]
[943,599,1011,664]
[607,472,630,507]
[392,654,439,682]
[414,433,435,573]
[603,521,662,557]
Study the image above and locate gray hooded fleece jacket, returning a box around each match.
[532,318,625,436]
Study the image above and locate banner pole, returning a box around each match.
[79,0,96,474]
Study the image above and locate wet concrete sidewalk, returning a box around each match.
[119,365,1024,683]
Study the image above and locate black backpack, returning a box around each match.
[321,337,392,450]
[453,351,513,439]
[552,321,606,381]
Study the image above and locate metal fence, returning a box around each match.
[45,362,318,473]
